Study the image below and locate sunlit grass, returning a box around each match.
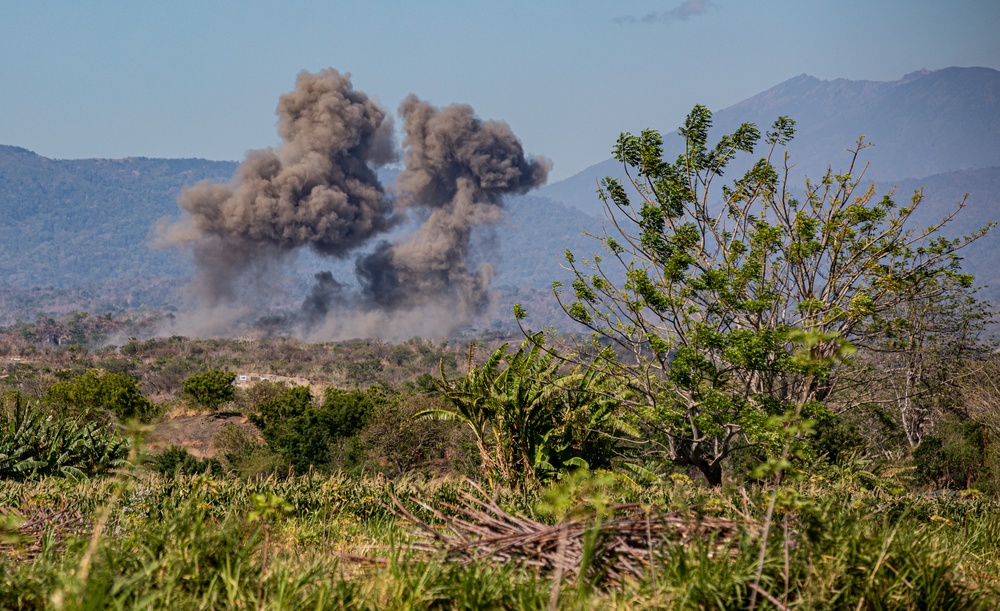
[1,471,997,609]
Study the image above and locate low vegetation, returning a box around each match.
[0,106,998,608]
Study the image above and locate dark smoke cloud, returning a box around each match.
[355,95,550,316]
[160,69,550,339]
[159,68,399,306]
[301,271,347,326]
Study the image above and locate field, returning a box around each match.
[1,317,999,609]
[2,468,998,609]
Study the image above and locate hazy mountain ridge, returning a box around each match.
[542,66,1000,216]
[2,66,998,326]
[0,145,238,287]
[0,146,603,326]
[873,166,1000,303]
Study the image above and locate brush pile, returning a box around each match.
[389,488,748,586]
[0,504,89,560]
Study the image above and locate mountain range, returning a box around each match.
[541,66,1000,216]
[1,66,998,330]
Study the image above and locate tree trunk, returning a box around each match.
[698,460,723,487]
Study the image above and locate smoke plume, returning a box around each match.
[160,68,398,306]
[355,95,550,317]
[159,69,549,339]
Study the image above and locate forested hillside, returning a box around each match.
[0,145,235,286]
[0,145,603,327]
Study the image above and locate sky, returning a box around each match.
[1,0,998,182]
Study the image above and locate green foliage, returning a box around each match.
[248,386,384,474]
[148,446,223,477]
[248,492,294,523]
[0,473,996,608]
[550,104,989,486]
[0,393,129,480]
[45,368,156,423]
[182,369,236,411]
[213,423,287,479]
[913,416,991,489]
[343,356,384,386]
[811,412,867,464]
[353,392,459,476]
[426,336,630,489]
[321,387,380,438]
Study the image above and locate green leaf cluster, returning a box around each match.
[0,393,130,480]
[423,336,632,489]
[182,369,236,411]
[248,386,383,474]
[45,369,156,423]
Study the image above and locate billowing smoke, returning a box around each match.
[302,271,348,326]
[159,69,549,339]
[159,68,398,305]
[355,95,550,317]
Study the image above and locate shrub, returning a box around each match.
[248,386,384,474]
[45,369,156,422]
[212,423,286,479]
[148,446,223,477]
[812,412,868,464]
[182,369,236,411]
[913,416,990,489]
[232,380,286,414]
[355,392,457,476]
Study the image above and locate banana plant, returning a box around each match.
[418,334,630,489]
[0,393,129,481]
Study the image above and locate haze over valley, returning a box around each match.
[2,66,998,339]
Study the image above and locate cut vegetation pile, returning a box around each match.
[391,485,747,586]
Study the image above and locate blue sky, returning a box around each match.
[2,1,997,182]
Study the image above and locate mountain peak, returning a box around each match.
[0,145,40,158]
[901,68,931,82]
[541,65,1000,214]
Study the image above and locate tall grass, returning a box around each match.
[0,472,997,609]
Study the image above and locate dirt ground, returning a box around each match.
[146,411,260,459]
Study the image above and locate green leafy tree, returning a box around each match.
[248,386,382,473]
[182,369,236,411]
[321,387,380,438]
[46,369,156,423]
[541,105,989,486]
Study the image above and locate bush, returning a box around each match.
[45,369,156,422]
[182,369,236,411]
[232,380,286,414]
[320,387,380,438]
[812,412,868,464]
[343,357,383,386]
[913,416,990,489]
[354,392,457,476]
[212,423,287,479]
[248,386,385,474]
[148,446,223,477]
